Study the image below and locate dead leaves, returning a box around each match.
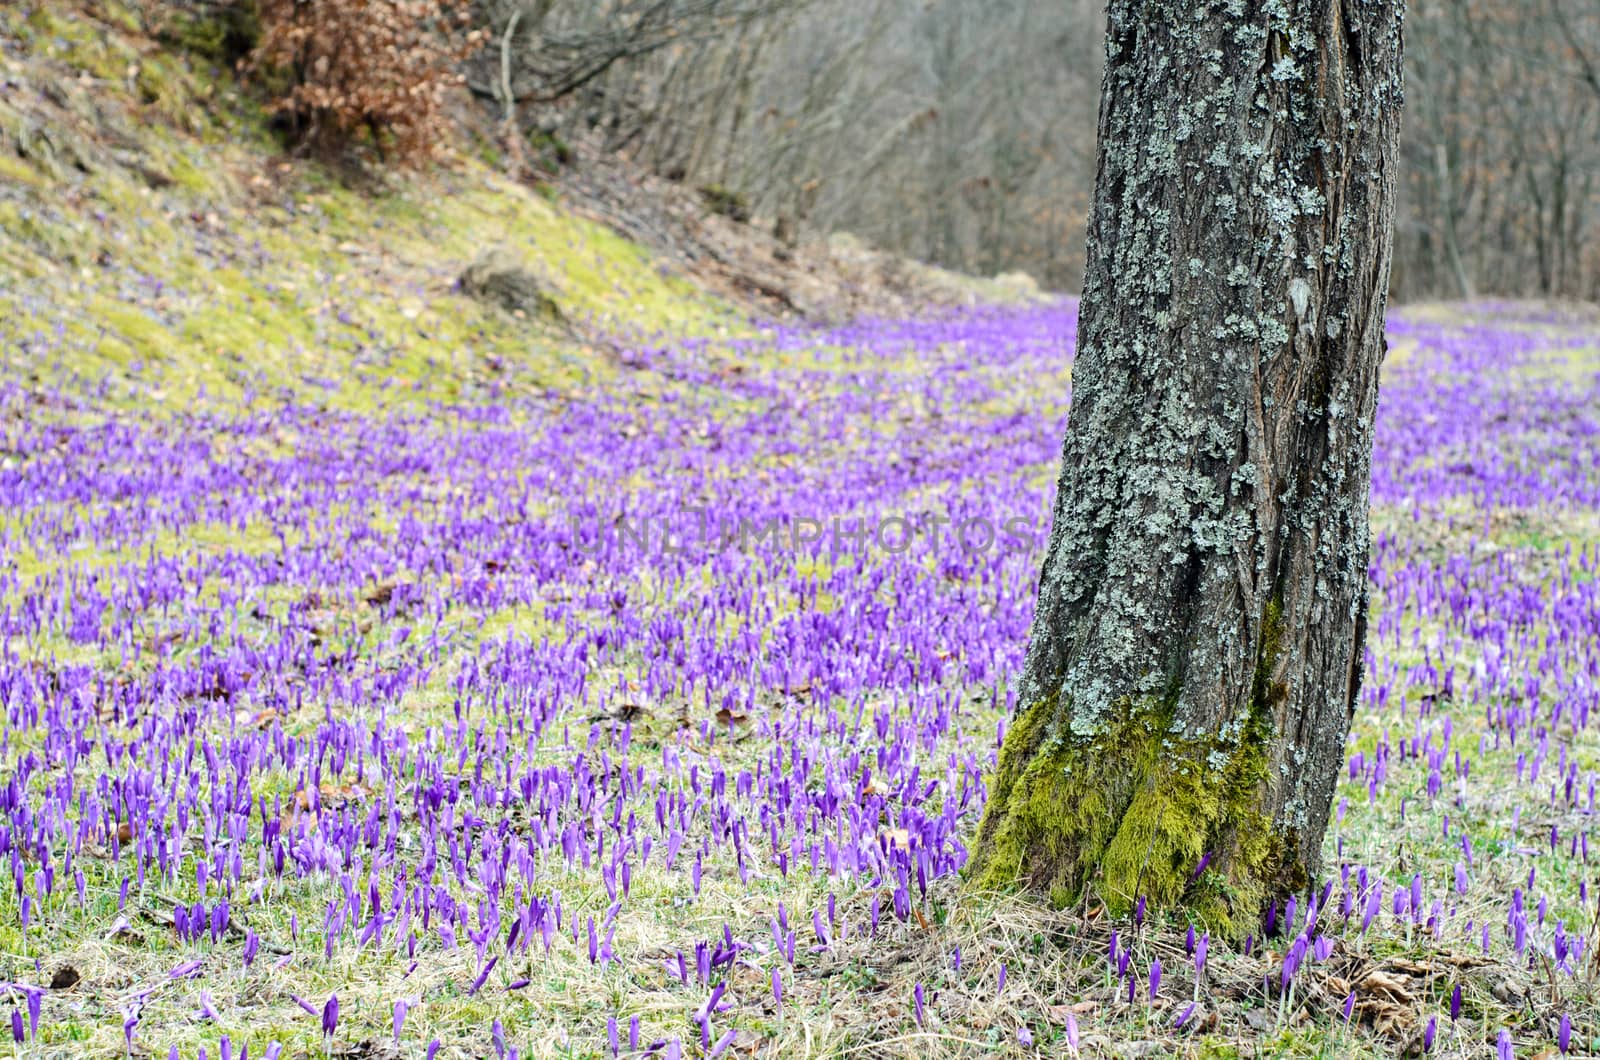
[234,706,283,730]
[714,706,752,733]
[1357,968,1416,1005]
[1046,1000,1099,1025]
[285,780,372,831]
[1316,950,1495,1043]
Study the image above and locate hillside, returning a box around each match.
[0,2,1040,419]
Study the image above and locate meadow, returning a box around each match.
[2,293,1598,1058]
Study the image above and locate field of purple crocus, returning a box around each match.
[1,300,1598,1058]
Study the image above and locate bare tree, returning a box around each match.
[525,0,1102,289]
[1395,0,1600,301]
[457,0,1593,302]
[465,0,794,109]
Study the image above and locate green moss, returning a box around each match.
[25,7,127,81]
[970,670,1285,938]
[0,154,48,189]
[158,0,261,66]
[967,691,1126,903]
[0,200,89,265]
[162,148,223,196]
[98,301,173,357]
[527,129,574,173]
[699,184,752,222]
[1251,598,1286,715]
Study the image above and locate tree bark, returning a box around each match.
[969,0,1403,938]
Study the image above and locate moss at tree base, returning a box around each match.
[968,687,1306,941]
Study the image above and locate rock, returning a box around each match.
[457,248,563,323]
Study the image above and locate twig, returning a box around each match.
[499,10,526,180]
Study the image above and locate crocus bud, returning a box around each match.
[322,995,339,1040]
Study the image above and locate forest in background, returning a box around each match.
[141,0,1600,301]
[483,0,1600,300]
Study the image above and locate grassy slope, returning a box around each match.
[0,2,742,419]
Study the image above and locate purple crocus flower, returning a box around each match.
[322,995,339,1040]
[468,955,499,995]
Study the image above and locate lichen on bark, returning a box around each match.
[971,0,1402,936]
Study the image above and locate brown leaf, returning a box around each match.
[1359,969,1416,1003]
[1047,1001,1098,1024]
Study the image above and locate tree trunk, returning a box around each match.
[970,0,1403,938]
